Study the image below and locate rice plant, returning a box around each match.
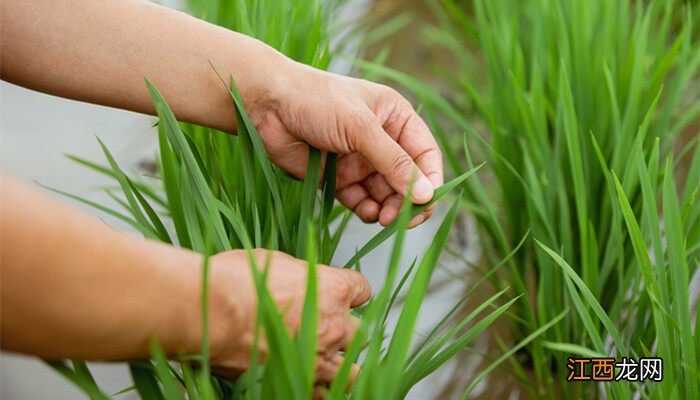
[40,1,538,398]
[359,0,700,397]
[539,142,700,400]
[170,0,334,258]
[48,75,519,399]
[185,0,331,69]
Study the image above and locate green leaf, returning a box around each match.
[381,195,460,397]
[460,309,569,399]
[149,339,184,400]
[296,147,322,258]
[343,166,482,268]
[129,362,165,400]
[46,361,110,400]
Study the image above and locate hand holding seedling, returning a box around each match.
[207,250,370,384]
[250,64,444,228]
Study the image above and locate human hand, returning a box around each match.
[204,249,371,385]
[246,57,443,228]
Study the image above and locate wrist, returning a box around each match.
[179,250,250,367]
[225,35,296,126]
[255,47,317,119]
[139,242,206,357]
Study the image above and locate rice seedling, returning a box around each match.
[43,1,532,397]
[157,0,335,259]
[185,0,331,69]
[358,0,700,397]
[48,75,520,399]
[539,140,700,400]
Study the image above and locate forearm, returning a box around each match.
[0,0,287,133]
[0,177,206,360]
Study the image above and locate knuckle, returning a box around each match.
[325,319,347,345]
[251,249,296,268]
[251,248,277,260]
[357,111,378,132]
[388,151,414,176]
[346,269,371,300]
[343,110,377,150]
[335,277,353,299]
[434,145,443,159]
[383,86,413,114]
[396,95,414,113]
[376,83,402,101]
[250,248,266,258]
[249,248,271,266]
[378,85,414,120]
[321,269,353,299]
[314,353,340,382]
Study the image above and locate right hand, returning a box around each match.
[204,249,372,385]
[243,54,443,228]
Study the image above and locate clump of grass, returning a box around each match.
[49,77,516,399]
[185,0,331,69]
[359,0,700,397]
[41,1,555,398]
[45,2,524,397]
[538,140,700,400]
[166,0,334,258]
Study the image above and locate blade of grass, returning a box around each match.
[129,362,165,400]
[343,166,482,268]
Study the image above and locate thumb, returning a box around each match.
[354,118,434,204]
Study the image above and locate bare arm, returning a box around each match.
[0,177,204,360]
[1,0,277,133]
[0,177,370,382]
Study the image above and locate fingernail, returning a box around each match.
[413,176,434,204]
[408,214,425,228]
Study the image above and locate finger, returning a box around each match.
[315,352,343,383]
[363,173,394,204]
[334,268,372,307]
[385,104,444,189]
[318,316,351,351]
[336,153,375,190]
[414,143,444,188]
[319,314,361,352]
[336,183,381,222]
[340,314,361,351]
[315,353,360,388]
[354,198,380,223]
[210,366,242,381]
[378,193,404,226]
[313,386,327,400]
[353,115,434,204]
[349,363,361,387]
[407,208,432,229]
[380,195,433,228]
[335,183,371,212]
